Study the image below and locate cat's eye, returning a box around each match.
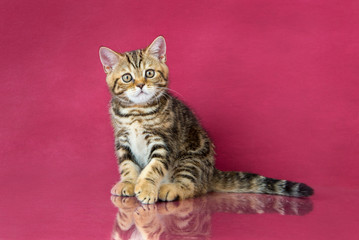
[145,69,155,78]
[122,73,133,83]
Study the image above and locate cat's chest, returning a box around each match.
[126,122,150,168]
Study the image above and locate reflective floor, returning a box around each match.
[1,176,358,240]
[111,193,312,240]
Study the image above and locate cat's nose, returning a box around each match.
[137,84,145,89]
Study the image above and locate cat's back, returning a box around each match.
[167,94,213,153]
[168,94,201,126]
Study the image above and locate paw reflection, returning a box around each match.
[111,193,313,240]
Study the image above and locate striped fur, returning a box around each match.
[99,36,314,204]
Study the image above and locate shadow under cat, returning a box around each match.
[111,193,313,240]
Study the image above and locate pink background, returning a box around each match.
[1,0,358,239]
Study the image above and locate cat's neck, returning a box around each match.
[111,93,169,115]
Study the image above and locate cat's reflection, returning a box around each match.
[111,193,313,240]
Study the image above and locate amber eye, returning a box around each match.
[122,73,133,83]
[145,69,155,78]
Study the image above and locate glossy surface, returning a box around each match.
[1,0,359,239]
[1,177,358,239]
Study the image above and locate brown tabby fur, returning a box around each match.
[99,36,313,204]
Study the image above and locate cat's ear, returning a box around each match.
[99,47,121,74]
[146,36,166,63]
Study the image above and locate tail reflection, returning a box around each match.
[111,193,313,240]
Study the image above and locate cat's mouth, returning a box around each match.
[136,91,147,97]
[127,90,154,104]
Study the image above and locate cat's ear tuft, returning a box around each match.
[99,47,120,74]
[146,36,166,63]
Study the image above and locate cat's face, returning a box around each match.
[99,36,169,105]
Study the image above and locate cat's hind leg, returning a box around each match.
[158,156,212,201]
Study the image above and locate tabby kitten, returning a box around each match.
[99,36,314,204]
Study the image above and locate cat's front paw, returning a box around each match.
[111,181,135,196]
[134,181,158,204]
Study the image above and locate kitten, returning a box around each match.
[99,36,314,204]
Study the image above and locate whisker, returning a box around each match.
[167,88,184,98]
[156,87,185,99]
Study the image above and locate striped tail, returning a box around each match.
[211,169,314,197]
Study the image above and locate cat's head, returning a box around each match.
[99,36,169,105]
